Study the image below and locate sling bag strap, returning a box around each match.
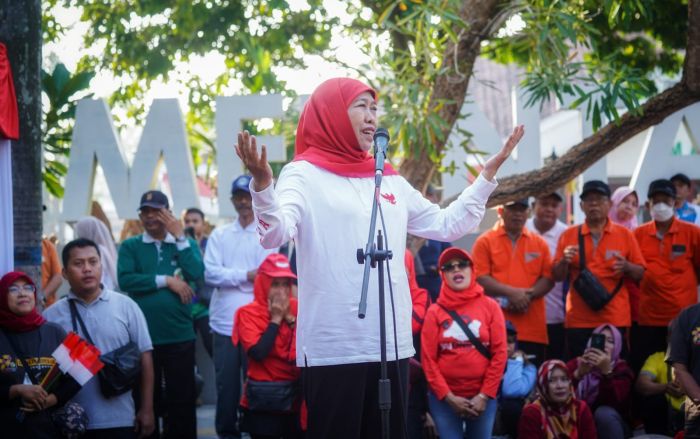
[69,300,95,346]
[577,225,624,296]
[438,304,492,360]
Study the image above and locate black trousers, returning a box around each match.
[84,427,136,439]
[546,323,566,361]
[565,326,628,361]
[630,324,668,373]
[303,359,409,439]
[148,341,197,439]
[193,314,213,358]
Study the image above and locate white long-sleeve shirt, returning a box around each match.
[251,160,497,366]
[204,220,276,336]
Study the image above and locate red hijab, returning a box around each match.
[0,272,46,333]
[293,77,398,178]
[435,247,484,310]
[231,254,298,346]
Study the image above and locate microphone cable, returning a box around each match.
[378,199,409,439]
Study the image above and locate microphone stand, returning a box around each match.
[357,139,393,439]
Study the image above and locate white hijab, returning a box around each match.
[74,216,119,291]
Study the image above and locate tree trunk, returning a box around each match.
[400,0,501,192]
[0,0,43,286]
[402,0,700,206]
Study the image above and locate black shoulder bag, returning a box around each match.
[438,304,492,360]
[69,300,141,398]
[572,226,623,311]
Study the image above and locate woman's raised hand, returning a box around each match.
[481,124,525,181]
[235,130,273,191]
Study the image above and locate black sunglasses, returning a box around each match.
[440,261,471,273]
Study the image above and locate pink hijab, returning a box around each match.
[610,186,638,230]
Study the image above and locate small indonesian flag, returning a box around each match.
[51,332,81,373]
[66,341,104,386]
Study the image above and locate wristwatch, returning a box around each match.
[476,393,490,401]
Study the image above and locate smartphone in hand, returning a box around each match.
[590,333,606,351]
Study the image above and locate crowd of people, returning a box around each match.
[2,76,700,439]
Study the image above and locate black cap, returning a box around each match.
[504,198,530,208]
[670,173,691,187]
[139,190,169,210]
[535,192,564,202]
[648,179,677,199]
[505,320,517,336]
[231,175,252,195]
[580,180,611,199]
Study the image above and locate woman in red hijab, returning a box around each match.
[421,247,507,439]
[232,254,301,439]
[0,271,80,438]
[519,360,597,438]
[236,77,523,438]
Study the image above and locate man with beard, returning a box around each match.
[203,175,276,439]
[553,180,645,359]
[526,193,568,360]
[472,198,554,366]
[118,190,205,438]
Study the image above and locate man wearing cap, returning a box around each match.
[526,192,568,360]
[117,190,205,438]
[203,175,276,439]
[671,173,700,226]
[553,180,646,359]
[472,198,554,366]
[631,179,700,371]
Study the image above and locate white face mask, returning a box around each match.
[650,202,675,222]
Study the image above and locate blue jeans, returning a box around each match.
[428,391,497,439]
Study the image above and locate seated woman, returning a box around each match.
[518,359,597,438]
[421,247,507,439]
[566,324,634,439]
[232,254,302,439]
[0,271,81,438]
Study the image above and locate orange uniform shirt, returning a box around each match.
[635,219,700,327]
[472,226,552,344]
[41,239,61,307]
[555,221,646,329]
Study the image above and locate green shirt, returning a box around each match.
[117,234,204,345]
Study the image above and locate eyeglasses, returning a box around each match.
[440,261,471,273]
[7,284,36,295]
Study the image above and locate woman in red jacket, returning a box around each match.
[566,324,634,439]
[421,247,507,439]
[519,359,597,438]
[232,254,302,439]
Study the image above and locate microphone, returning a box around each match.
[373,128,390,182]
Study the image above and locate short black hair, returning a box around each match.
[184,207,205,220]
[62,238,101,267]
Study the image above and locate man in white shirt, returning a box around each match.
[526,192,568,360]
[204,175,275,439]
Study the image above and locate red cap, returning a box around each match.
[437,247,475,269]
[258,253,297,280]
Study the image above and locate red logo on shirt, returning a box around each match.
[258,217,271,230]
[381,193,397,205]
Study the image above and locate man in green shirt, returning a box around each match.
[118,190,204,438]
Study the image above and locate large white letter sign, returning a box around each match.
[62,99,131,220]
[215,95,286,217]
[61,98,199,220]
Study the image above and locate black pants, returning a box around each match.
[518,341,546,368]
[630,324,668,373]
[303,359,409,439]
[565,326,627,361]
[193,314,213,357]
[148,341,197,439]
[84,427,136,439]
[546,323,566,361]
[498,398,525,438]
